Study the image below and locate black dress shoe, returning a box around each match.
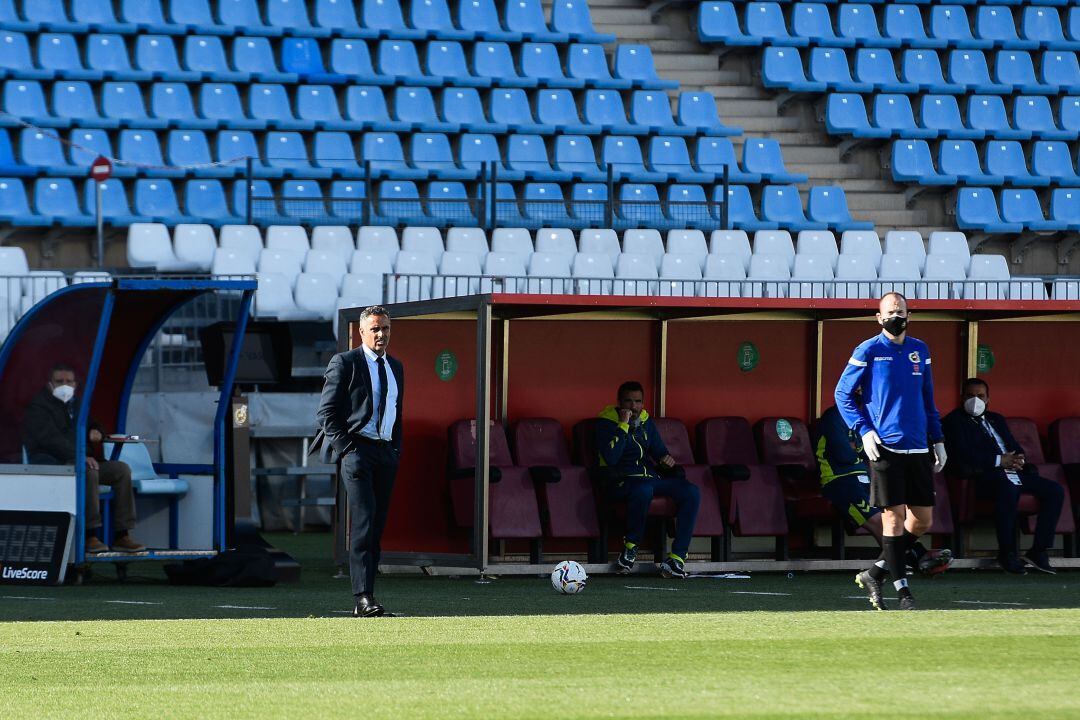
[1023,550,1056,575]
[353,594,385,618]
[998,552,1028,575]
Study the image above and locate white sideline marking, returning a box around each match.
[687,573,751,580]
[104,600,162,605]
[730,591,791,596]
[215,605,276,610]
[624,585,680,591]
[952,600,1030,606]
[2,595,55,601]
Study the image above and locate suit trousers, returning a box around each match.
[977,470,1065,554]
[86,460,137,534]
[341,442,399,598]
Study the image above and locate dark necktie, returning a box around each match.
[376,356,388,436]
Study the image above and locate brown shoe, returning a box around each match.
[111,535,146,553]
[86,536,109,554]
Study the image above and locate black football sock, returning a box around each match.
[905,531,927,568]
[883,535,910,594]
[867,551,889,581]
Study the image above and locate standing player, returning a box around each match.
[835,292,947,610]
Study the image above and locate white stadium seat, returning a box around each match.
[839,230,882,270]
[491,228,534,260]
[666,229,708,271]
[790,253,834,298]
[265,225,310,254]
[437,251,483,297]
[219,225,263,265]
[928,231,970,269]
[834,255,877,299]
[753,230,796,271]
[614,253,659,296]
[393,250,438,301]
[257,249,304,286]
[746,253,791,298]
[401,227,445,262]
[357,226,400,254]
[883,231,926,272]
[709,230,752,272]
[796,231,838,268]
[659,253,702,297]
[623,229,665,269]
[921,254,967,299]
[703,254,744,298]
[877,253,922,298]
[293,272,338,320]
[127,223,202,272]
[526,252,573,294]
[311,226,356,263]
[535,227,578,256]
[304,249,347,290]
[349,250,395,276]
[172,224,216,272]
[579,229,621,265]
[446,227,490,260]
[572,252,615,295]
[482,252,528,293]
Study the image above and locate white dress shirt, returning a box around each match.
[979,416,1021,486]
[359,344,398,442]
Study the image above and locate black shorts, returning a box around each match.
[821,473,880,527]
[868,448,935,508]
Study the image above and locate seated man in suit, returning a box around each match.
[596,380,699,579]
[942,377,1064,575]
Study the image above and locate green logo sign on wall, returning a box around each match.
[435,350,458,382]
[776,419,793,441]
[738,342,759,372]
[976,344,995,373]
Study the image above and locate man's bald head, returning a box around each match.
[878,292,907,315]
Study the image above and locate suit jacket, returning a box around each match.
[316,348,405,460]
[22,389,105,464]
[942,408,1029,481]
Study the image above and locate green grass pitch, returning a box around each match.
[2,534,1079,719]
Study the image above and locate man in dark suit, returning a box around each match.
[317,306,404,617]
[942,377,1064,575]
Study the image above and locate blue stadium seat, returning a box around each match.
[855,48,916,92]
[296,84,351,130]
[695,137,762,184]
[68,128,117,173]
[929,5,990,50]
[976,6,1037,50]
[1013,95,1073,139]
[36,178,93,225]
[1022,6,1080,50]
[792,3,854,47]
[474,42,536,87]
[268,0,330,38]
[232,179,277,222]
[200,83,262,129]
[329,39,386,84]
[409,0,469,41]
[281,180,325,219]
[678,92,740,136]
[265,131,324,177]
[19,128,72,174]
[378,40,438,85]
[102,81,165,128]
[743,138,808,183]
[459,133,512,178]
[168,0,224,35]
[490,88,553,134]
[948,50,1010,93]
[168,130,233,177]
[569,182,607,225]
[3,81,59,127]
[666,184,712,229]
[873,93,936,138]
[507,134,568,181]
[137,35,200,82]
[523,182,572,228]
[824,93,890,138]
[890,139,958,185]
[152,83,215,129]
[938,139,1004,184]
[328,180,366,221]
[986,140,1050,186]
[411,132,474,180]
[901,49,956,93]
[698,2,760,47]
[630,90,689,135]
[427,181,477,226]
[837,4,900,49]
[567,44,631,89]
[184,35,244,81]
[363,132,425,179]
[537,89,598,134]
[1040,52,1080,95]
[396,86,457,132]
[505,0,567,43]
[884,5,945,49]
[1031,141,1080,184]
[0,0,34,32]
[0,31,50,81]
[312,130,362,176]
[521,43,582,88]
[761,185,827,231]
[119,0,174,34]
[23,0,88,33]
[919,95,983,138]
[441,88,505,133]
[762,47,827,93]
[281,38,345,83]
[808,48,872,92]
[184,179,238,225]
[234,37,295,83]
[363,0,425,39]
[249,84,307,130]
[376,181,427,225]
[37,33,95,80]
[120,129,180,176]
[0,178,42,225]
[86,178,137,225]
[582,89,638,134]
[967,95,1029,139]
[493,182,525,225]
[425,41,488,87]
[618,183,672,230]
[601,136,666,182]
[717,184,778,232]
[745,2,809,47]
[955,187,1022,233]
[457,0,520,42]
[344,86,405,131]
[996,51,1051,94]
[53,81,115,127]
[554,135,604,181]
[1000,188,1063,231]
[552,0,614,44]
[0,129,27,177]
[648,136,713,183]
[613,45,678,89]
[1050,188,1080,230]
[807,186,873,231]
[217,130,279,177]
[313,0,369,37]
[1059,96,1080,135]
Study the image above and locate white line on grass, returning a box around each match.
[2,595,55,601]
[730,591,792,596]
[214,605,276,610]
[624,585,680,591]
[952,600,1030,606]
[104,600,162,605]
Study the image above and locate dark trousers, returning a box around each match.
[611,475,700,559]
[30,455,136,535]
[977,470,1065,555]
[340,442,398,598]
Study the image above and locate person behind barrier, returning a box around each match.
[22,363,145,554]
[596,380,700,579]
[814,399,952,576]
[942,377,1064,575]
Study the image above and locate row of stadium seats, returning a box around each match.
[0,31,668,90]
[955,185,1080,231]
[892,138,1080,185]
[0,81,735,138]
[761,45,1080,96]
[701,1,1080,51]
[1,0,613,45]
[824,92,1080,140]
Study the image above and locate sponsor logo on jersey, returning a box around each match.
[909,351,921,363]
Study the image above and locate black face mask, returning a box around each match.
[881,315,908,336]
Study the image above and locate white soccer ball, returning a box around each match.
[550,560,587,594]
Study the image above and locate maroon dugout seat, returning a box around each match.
[697,417,788,560]
[446,420,542,559]
[511,418,601,555]
[654,417,726,560]
[755,416,832,520]
[1049,416,1080,504]
[1008,417,1075,555]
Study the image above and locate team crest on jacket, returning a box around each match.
[908,351,920,363]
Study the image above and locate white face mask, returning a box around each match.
[51,384,74,403]
[964,396,986,417]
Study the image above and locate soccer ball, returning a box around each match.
[550,560,587,594]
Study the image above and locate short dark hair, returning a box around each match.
[359,305,390,322]
[962,377,989,395]
[49,363,75,379]
[617,381,644,401]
